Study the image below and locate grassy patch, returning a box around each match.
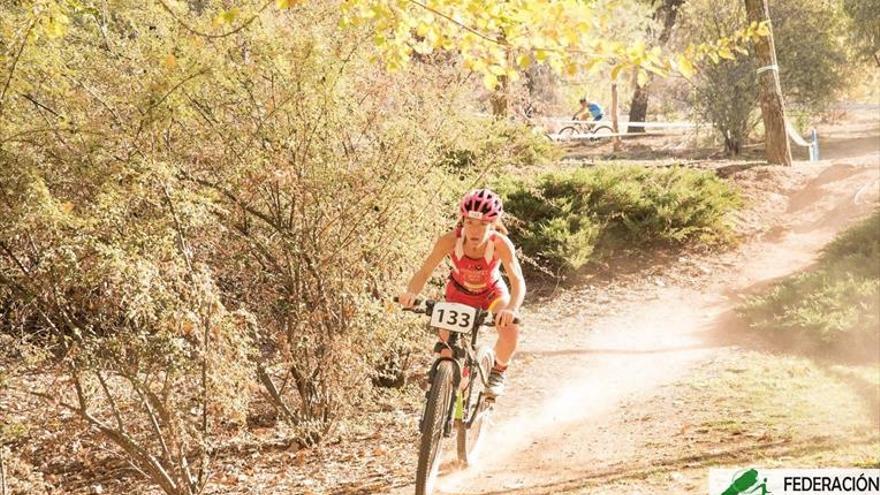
[685,353,878,441]
[738,211,880,355]
[494,165,741,275]
[570,351,879,495]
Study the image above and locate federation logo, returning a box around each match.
[720,468,772,495]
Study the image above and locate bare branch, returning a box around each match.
[0,17,37,122]
[256,364,297,423]
[22,386,180,495]
[155,0,274,39]
[128,376,173,471]
[96,371,126,434]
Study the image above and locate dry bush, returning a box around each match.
[0,150,256,495]
[0,4,493,492]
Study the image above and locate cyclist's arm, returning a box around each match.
[405,231,456,296]
[495,235,526,314]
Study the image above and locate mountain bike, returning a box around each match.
[556,119,614,142]
[396,298,520,495]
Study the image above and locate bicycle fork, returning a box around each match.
[418,357,463,438]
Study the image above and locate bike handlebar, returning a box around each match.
[392,297,521,326]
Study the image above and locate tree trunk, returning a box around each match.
[744,0,792,166]
[626,0,685,133]
[611,82,621,151]
[627,84,649,133]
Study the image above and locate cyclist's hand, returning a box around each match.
[495,308,518,329]
[398,291,418,309]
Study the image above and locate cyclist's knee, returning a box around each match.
[498,323,519,341]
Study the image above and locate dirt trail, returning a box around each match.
[391,106,880,495]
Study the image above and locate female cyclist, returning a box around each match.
[398,189,526,397]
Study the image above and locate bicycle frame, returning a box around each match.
[399,297,522,490]
[421,300,494,434]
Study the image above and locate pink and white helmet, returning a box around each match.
[459,188,503,221]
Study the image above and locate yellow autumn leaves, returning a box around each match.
[341,0,770,89]
[22,0,768,90]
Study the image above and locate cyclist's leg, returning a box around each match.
[487,284,518,366]
[483,285,516,396]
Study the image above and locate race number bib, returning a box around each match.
[429,302,478,333]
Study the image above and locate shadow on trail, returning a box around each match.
[526,248,685,302]
[464,436,880,495]
[517,343,719,358]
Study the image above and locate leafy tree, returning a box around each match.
[843,0,880,66]
[679,0,851,154]
[339,0,767,90]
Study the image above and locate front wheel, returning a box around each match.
[589,125,614,141]
[456,346,494,466]
[415,361,454,495]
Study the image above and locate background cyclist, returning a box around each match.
[573,96,604,123]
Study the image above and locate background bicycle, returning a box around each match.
[555,120,615,141]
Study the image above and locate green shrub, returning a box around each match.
[739,212,880,353]
[496,165,741,274]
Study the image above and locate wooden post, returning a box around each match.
[611,82,621,150]
[744,0,792,166]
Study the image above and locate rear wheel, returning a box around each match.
[456,347,494,466]
[557,126,579,141]
[415,361,454,495]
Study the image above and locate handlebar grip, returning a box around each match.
[484,313,522,326]
[392,296,422,307]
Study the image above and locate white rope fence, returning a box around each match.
[473,112,821,160]
[785,120,820,162]
[546,119,698,129]
[545,119,698,141]
[546,117,821,162]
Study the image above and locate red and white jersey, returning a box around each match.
[449,227,502,289]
